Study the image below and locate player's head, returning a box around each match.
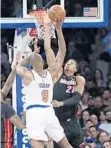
[64,59,78,76]
[30,53,44,72]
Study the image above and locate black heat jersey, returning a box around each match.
[53,75,78,121]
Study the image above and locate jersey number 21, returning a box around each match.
[66,86,75,93]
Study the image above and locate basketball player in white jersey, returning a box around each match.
[15,19,73,148]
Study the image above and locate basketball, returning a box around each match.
[48,5,66,22]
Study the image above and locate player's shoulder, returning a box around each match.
[76,75,85,84]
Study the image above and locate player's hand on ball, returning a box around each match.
[54,18,65,30]
[44,11,52,25]
[52,100,63,107]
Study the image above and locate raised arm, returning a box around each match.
[15,52,33,78]
[44,14,56,67]
[55,21,66,65]
[52,20,66,75]
[1,52,20,98]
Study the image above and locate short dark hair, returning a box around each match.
[86,119,93,123]
[83,65,91,72]
[102,88,111,95]
[67,59,78,71]
[104,106,111,115]
[97,131,109,140]
[89,125,96,130]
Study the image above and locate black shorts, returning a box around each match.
[54,118,84,148]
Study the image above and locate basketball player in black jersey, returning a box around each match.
[44,18,85,148]
[52,59,85,148]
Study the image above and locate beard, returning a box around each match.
[106,119,111,123]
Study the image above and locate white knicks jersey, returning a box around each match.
[22,70,53,107]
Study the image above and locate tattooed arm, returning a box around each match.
[49,19,66,82]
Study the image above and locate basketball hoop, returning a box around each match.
[29,9,56,40]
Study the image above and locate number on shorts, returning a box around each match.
[42,90,48,102]
[66,86,75,93]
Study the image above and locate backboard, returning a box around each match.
[1,0,109,28]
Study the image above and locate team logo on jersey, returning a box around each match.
[60,79,76,85]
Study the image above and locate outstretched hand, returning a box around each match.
[43,11,52,25]
[11,51,25,69]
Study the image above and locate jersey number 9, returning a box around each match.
[42,90,48,102]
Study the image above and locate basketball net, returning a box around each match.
[29,9,56,39]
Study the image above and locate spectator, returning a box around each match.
[99,108,111,136]
[89,125,98,139]
[99,111,107,124]
[65,40,84,62]
[86,79,97,91]
[97,131,110,144]
[83,119,94,137]
[80,109,90,128]
[80,92,89,110]
[96,131,110,148]
[86,96,95,115]
[93,96,103,117]
[94,96,103,109]
[83,66,93,80]
[94,69,106,88]
[98,87,105,96]
[78,61,89,75]
[102,89,111,108]
[88,88,98,97]
[90,114,100,129]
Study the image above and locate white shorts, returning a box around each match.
[26,107,64,142]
